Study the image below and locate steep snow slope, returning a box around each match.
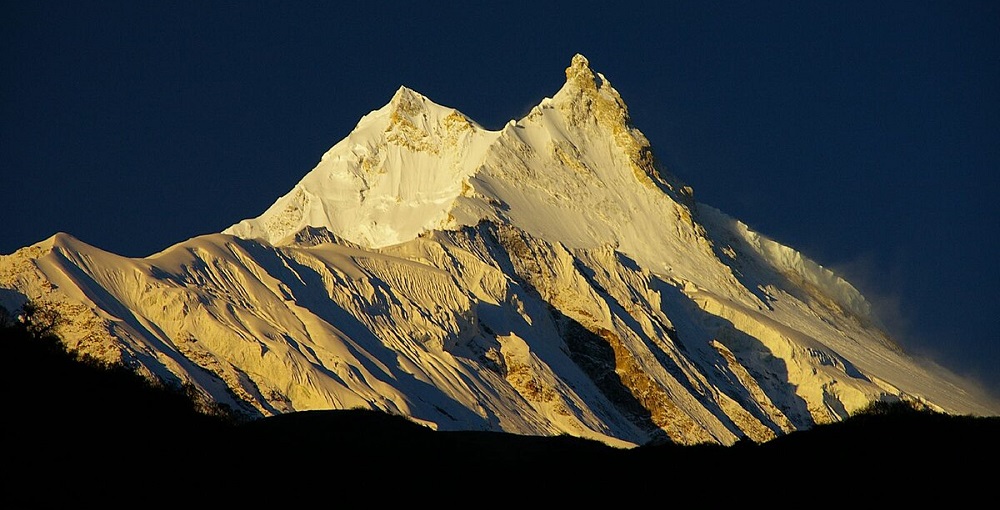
[225,86,498,248]
[3,55,997,449]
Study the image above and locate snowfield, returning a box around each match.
[3,55,997,448]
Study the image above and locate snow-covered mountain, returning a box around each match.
[3,54,997,447]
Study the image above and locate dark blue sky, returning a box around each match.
[4,2,998,399]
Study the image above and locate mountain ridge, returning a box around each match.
[3,54,997,452]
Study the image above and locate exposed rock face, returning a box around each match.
[3,55,997,448]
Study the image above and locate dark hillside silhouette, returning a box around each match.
[2,302,995,505]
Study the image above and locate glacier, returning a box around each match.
[3,54,997,448]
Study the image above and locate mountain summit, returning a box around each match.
[224,83,495,248]
[3,55,997,448]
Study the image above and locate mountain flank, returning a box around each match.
[3,55,997,464]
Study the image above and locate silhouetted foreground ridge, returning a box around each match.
[3,308,994,504]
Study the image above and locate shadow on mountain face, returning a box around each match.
[651,276,815,433]
[473,223,682,442]
[551,308,669,442]
[227,238,492,426]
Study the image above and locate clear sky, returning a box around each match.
[3,2,998,399]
